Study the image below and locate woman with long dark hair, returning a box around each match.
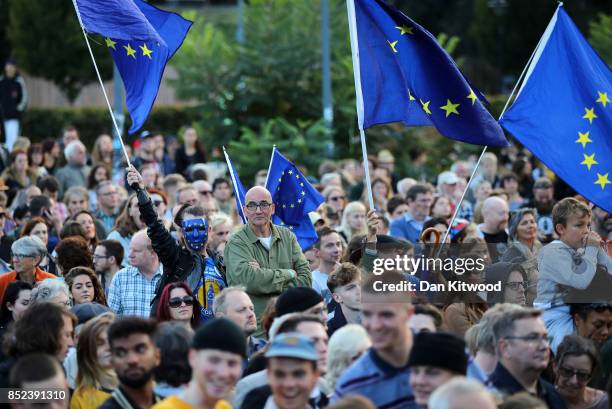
[107,194,144,265]
[156,282,201,329]
[0,281,32,340]
[71,210,98,252]
[127,166,226,321]
[174,127,207,179]
[64,266,107,306]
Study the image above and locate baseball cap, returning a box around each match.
[71,302,112,325]
[265,332,318,361]
[437,171,459,186]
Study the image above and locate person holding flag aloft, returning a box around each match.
[126,166,226,322]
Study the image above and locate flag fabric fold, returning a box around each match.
[347,0,509,147]
[74,0,192,134]
[266,149,325,250]
[500,5,611,213]
[223,148,248,224]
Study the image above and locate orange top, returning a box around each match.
[0,267,56,303]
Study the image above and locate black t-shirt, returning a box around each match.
[483,230,509,263]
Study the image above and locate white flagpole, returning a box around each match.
[222,146,247,224]
[264,145,277,189]
[438,3,562,249]
[346,0,374,210]
[71,0,131,166]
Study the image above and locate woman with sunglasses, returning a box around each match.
[126,166,226,321]
[554,335,608,409]
[156,282,201,329]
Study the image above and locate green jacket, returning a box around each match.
[224,223,311,337]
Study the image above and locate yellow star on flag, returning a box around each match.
[105,37,117,50]
[580,153,598,171]
[596,91,609,108]
[420,99,431,115]
[387,40,398,53]
[395,25,413,35]
[575,131,592,149]
[594,173,610,190]
[124,43,136,59]
[440,99,460,117]
[408,90,416,101]
[582,107,597,124]
[139,43,153,59]
[288,170,293,175]
[467,90,478,106]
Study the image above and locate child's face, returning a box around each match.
[557,213,590,249]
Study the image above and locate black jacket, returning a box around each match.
[136,188,226,316]
[241,385,328,409]
[0,75,26,120]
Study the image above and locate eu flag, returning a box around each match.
[266,149,325,250]
[74,0,192,134]
[347,0,509,147]
[500,5,611,213]
[223,148,248,224]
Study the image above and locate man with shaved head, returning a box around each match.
[224,186,311,337]
[477,196,510,262]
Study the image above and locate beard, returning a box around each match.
[117,367,155,389]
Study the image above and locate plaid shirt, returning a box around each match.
[107,264,163,317]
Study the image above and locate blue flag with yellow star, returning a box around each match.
[500,5,611,213]
[74,0,192,134]
[347,0,509,147]
[266,148,325,250]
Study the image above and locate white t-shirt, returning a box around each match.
[312,270,332,306]
[258,235,272,250]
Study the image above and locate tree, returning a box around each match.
[7,0,112,102]
[589,13,612,66]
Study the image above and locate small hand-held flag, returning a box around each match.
[500,4,611,213]
[223,147,248,224]
[73,0,192,134]
[266,148,325,250]
[346,0,509,147]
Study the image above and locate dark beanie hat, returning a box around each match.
[407,332,468,375]
[275,287,323,318]
[192,318,246,358]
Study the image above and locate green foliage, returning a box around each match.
[0,0,10,66]
[7,0,112,101]
[589,13,612,66]
[227,117,330,181]
[20,106,199,149]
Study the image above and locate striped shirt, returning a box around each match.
[332,348,417,409]
[107,264,163,317]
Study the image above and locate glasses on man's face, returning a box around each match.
[329,196,345,202]
[506,281,527,291]
[505,333,549,345]
[93,254,110,260]
[168,296,194,308]
[558,366,591,382]
[245,201,272,212]
[199,190,213,197]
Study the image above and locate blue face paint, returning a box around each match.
[182,218,208,251]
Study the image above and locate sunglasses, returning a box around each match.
[168,296,194,308]
[558,366,591,382]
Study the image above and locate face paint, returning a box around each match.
[182,218,208,251]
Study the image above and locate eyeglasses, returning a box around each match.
[329,196,345,202]
[558,366,591,382]
[93,254,110,260]
[505,334,549,345]
[199,190,213,197]
[245,201,272,212]
[506,281,527,291]
[11,253,34,260]
[168,296,194,308]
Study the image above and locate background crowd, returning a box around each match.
[0,61,611,409]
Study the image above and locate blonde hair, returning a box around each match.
[76,313,117,390]
[325,324,371,389]
[210,212,233,230]
[337,201,367,242]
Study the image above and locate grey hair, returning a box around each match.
[11,235,47,259]
[95,180,115,195]
[64,140,85,161]
[212,286,247,316]
[30,278,71,306]
[475,303,523,354]
[428,378,494,409]
[492,306,542,356]
[325,324,371,390]
[210,212,233,230]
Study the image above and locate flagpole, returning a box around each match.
[346,0,374,210]
[71,0,132,167]
[264,145,276,188]
[438,4,561,249]
[223,146,247,224]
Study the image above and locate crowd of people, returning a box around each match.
[0,62,611,409]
